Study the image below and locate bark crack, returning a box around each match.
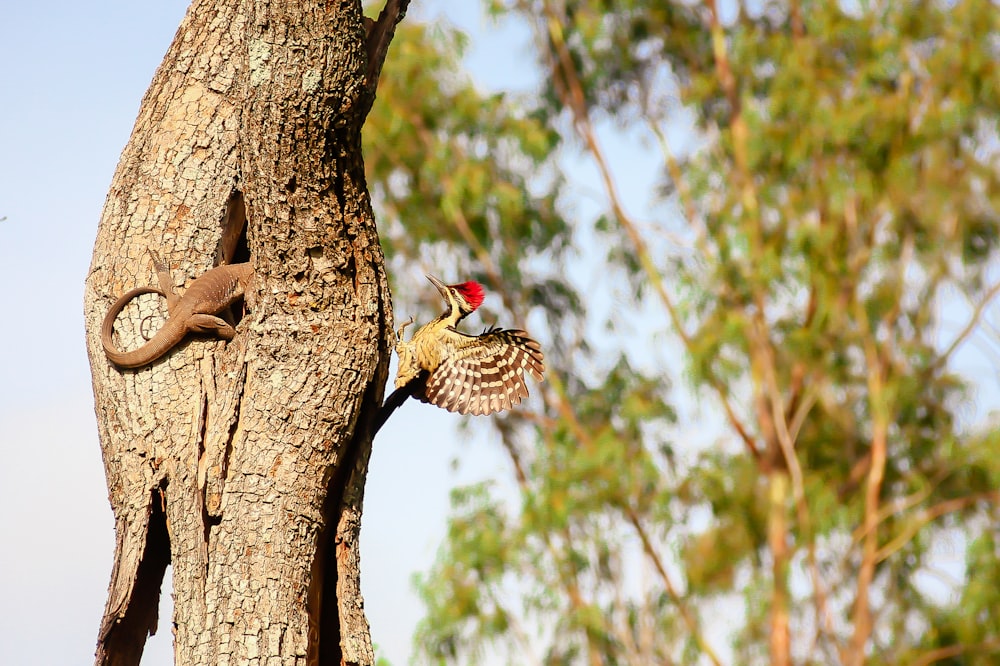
[219,190,248,266]
[197,390,215,552]
[307,373,382,666]
[96,484,171,666]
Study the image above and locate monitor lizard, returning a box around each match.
[101,250,253,369]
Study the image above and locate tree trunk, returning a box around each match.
[84,1,407,664]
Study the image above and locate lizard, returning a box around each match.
[101,249,253,369]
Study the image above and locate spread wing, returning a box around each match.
[417,328,545,416]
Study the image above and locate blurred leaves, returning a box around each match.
[364,1,1000,664]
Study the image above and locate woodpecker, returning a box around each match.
[387,275,544,419]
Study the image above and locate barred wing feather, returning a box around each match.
[418,328,545,415]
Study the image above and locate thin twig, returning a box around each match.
[934,280,1000,371]
[875,491,1000,563]
[910,639,1000,666]
[623,505,726,666]
[647,120,709,253]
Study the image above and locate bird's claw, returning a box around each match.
[396,315,415,341]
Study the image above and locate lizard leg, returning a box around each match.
[186,314,238,340]
[147,249,181,312]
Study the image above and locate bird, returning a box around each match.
[376,274,544,430]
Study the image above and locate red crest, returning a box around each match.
[453,281,485,310]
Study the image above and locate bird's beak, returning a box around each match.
[426,274,449,299]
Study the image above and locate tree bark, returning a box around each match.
[84,1,405,664]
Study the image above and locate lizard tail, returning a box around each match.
[101,286,167,368]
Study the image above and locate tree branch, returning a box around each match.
[750,319,835,656]
[372,371,426,436]
[846,192,890,666]
[934,280,1000,372]
[361,0,411,118]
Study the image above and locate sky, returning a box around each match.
[0,2,547,665]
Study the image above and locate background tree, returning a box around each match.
[84,1,407,664]
[364,1,1000,664]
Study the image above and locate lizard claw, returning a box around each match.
[139,314,161,340]
[147,248,168,272]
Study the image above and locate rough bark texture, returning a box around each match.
[84,1,404,664]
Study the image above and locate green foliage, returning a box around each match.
[364,1,1000,664]
[414,483,519,664]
